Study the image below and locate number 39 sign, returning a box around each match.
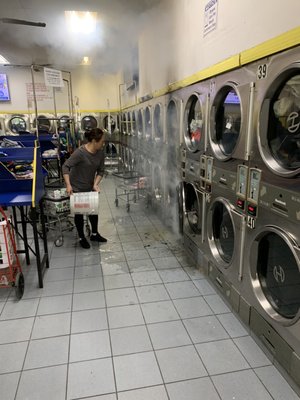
[257,64,268,80]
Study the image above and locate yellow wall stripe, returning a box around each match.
[240,26,300,65]
[148,26,300,103]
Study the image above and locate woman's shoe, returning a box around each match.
[90,233,107,242]
[79,237,90,248]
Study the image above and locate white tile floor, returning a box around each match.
[0,175,300,400]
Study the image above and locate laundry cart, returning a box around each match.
[113,170,150,212]
[0,207,24,299]
[43,180,74,247]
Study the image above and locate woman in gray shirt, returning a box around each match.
[62,128,107,248]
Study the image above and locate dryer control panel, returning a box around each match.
[236,164,249,211]
[200,155,213,192]
[246,168,262,227]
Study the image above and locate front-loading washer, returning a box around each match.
[5,114,29,134]
[80,113,99,131]
[240,166,300,387]
[165,98,182,233]
[32,113,55,134]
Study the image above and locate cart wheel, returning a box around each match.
[126,204,130,212]
[55,236,64,247]
[15,272,25,300]
[115,198,119,207]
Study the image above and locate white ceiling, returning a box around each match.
[0,0,161,72]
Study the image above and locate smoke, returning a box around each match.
[0,0,161,73]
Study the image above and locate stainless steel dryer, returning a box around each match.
[5,114,29,134]
[240,168,300,387]
[80,114,99,131]
[153,102,164,155]
[165,98,182,233]
[144,105,153,154]
[182,152,211,266]
[33,114,55,133]
[103,115,116,135]
[208,67,256,166]
[205,158,248,295]
[249,46,300,189]
[182,87,208,163]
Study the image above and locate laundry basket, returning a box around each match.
[70,192,99,215]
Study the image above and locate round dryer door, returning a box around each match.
[137,109,143,138]
[251,228,300,322]
[259,70,300,177]
[131,112,136,135]
[105,142,117,157]
[103,115,116,133]
[59,115,70,130]
[183,182,203,234]
[145,106,152,140]
[81,115,97,131]
[184,94,205,153]
[208,199,235,265]
[9,116,27,133]
[33,115,51,133]
[154,103,163,143]
[210,86,241,160]
[166,100,179,145]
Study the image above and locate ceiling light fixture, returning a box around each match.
[0,55,10,64]
[65,11,97,34]
[81,56,91,65]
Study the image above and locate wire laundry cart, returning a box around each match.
[43,180,74,247]
[113,170,151,212]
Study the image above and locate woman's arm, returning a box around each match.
[93,174,102,192]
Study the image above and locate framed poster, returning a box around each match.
[0,73,10,101]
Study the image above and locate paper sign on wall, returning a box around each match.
[44,67,64,87]
[204,0,218,36]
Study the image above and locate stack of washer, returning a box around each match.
[237,47,300,386]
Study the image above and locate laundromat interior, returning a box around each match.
[0,1,300,399]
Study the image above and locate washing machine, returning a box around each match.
[208,65,257,162]
[181,150,212,267]
[144,105,153,155]
[5,114,29,134]
[32,114,55,134]
[205,156,248,300]
[238,167,300,386]
[153,102,164,155]
[182,87,208,163]
[58,115,71,130]
[164,98,182,233]
[136,108,144,152]
[248,46,300,188]
[103,114,117,135]
[80,114,99,131]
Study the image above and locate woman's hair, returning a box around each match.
[84,127,104,142]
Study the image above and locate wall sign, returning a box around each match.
[44,67,64,87]
[204,0,218,36]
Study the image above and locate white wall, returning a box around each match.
[138,0,300,96]
[0,66,121,115]
[1,0,300,114]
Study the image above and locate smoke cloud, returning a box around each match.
[0,0,161,73]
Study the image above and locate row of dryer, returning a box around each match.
[117,45,300,387]
[0,112,117,135]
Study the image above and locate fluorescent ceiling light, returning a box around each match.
[81,56,91,65]
[65,11,97,34]
[0,54,10,64]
